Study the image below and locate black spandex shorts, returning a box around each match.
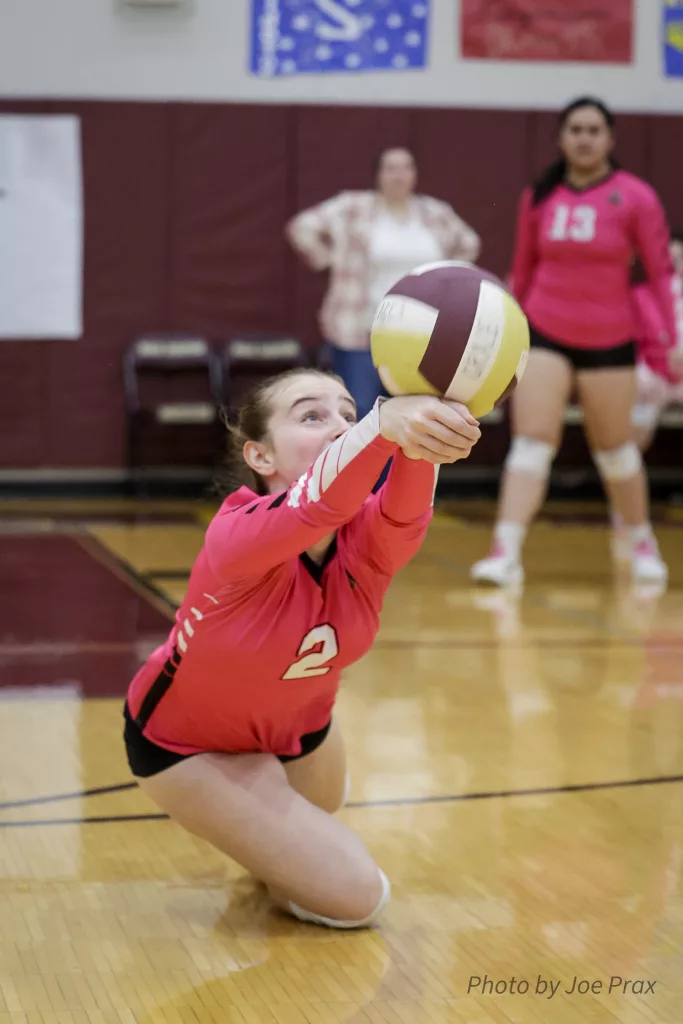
[529,325,637,371]
[123,703,332,778]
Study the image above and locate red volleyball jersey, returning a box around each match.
[510,171,676,350]
[127,404,437,758]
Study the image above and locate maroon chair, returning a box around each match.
[123,334,224,494]
[221,333,310,420]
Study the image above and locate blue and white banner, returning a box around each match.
[250,0,430,77]
[663,0,683,77]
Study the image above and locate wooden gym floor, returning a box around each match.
[2,497,683,1024]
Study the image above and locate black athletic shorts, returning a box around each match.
[529,325,637,371]
[123,703,332,778]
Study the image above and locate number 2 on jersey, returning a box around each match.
[549,204,597,243]
[282,624,339,680]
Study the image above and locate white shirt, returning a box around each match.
[368,210,443,323]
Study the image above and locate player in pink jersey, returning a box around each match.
[606,234,683,566]
[124,368,480,929]
[471,97,677,588]
[631,233,683,452]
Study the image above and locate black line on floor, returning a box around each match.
[2,773,682,827]
[75,531,178,618]
[0,813,169,828]
[144,570,191,580]
[0,781,139,811]
[345,773,683,808]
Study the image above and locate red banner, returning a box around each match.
[461,0,634,63]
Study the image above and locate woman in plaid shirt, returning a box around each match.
[287,147,481,419]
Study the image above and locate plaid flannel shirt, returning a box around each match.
[286,191,481,351]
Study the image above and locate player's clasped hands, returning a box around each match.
[379,395,481,465]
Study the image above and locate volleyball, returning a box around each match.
[370,261,530,418]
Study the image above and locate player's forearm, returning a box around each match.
[206,407,397,580]
[379,451,438,524]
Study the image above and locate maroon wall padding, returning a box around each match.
[169,104,291,337]
[46,102,171,467]
[0,100,680,471]
[0,101,56,467]
[0,345,44,467]
[416,109,530,277]
[0,100,170,468]
[651,117,683,235]
[609,115,649,179]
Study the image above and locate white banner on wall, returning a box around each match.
[0,115,83,340]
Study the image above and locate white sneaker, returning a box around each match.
[631,539,668,584]
[470,544,524,587]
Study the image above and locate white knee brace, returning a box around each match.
[288,869,391,930]
[593,442,642,481]
[505,437,555,478]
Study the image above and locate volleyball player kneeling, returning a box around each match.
[124,369,480,928]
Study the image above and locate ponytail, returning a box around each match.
[212,412,268,500]
[531,158,568,207]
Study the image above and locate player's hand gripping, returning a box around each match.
[379,395,481,464]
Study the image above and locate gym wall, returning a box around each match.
[1,0,681,477]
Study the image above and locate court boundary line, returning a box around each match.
[0,813,169,828]
[74,531,178,620]
[144,569,191,580]
[1,772,682,826]
[2,524,178,622]
[0,782,139,810]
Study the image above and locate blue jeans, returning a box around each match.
[327,344,386,420]
[327,343,390,489]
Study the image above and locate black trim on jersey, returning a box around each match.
[134,646,183,729]
[224,491,287,516]
[562,170,616,195]
[223,501,253,514]
[230,492,287,516]
[299,537,338,585]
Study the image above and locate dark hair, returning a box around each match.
[213,367,345,499]
[531,96,617,206]
[372,146,417,182]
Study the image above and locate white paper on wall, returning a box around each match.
[0,115,83,340]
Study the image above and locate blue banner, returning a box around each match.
[250,0,430,77]
[663,0,683,77]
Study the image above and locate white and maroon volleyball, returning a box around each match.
[370,261,530,418]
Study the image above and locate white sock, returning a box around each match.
[627,523,655,548]
[493,521,526,560]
